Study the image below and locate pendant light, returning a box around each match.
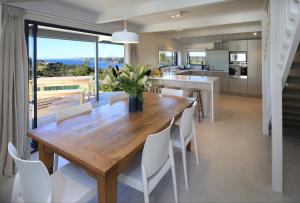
[112,0,139,44]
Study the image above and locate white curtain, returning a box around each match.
[125,44,140,66]
[0,5,29,176]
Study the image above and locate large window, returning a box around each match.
[98,42,124,69]
[188,51,206,65]
[159,51,178,67]
[26,21,115,131]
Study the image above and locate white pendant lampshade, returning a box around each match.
[112,28,139,44]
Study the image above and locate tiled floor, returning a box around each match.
[1,94,300,202]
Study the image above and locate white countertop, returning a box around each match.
[154,73,219,84]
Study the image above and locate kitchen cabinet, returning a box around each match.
[238,40,248,51]
[220,77,229,92]
[257,41,262,95]
[228,40,248,51]
[247,39,262,95]
[228,78,247,94]
[205,71,228,93]
[229,41,237,51]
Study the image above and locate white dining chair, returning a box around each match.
[109,92,128,104]
[171,101,199,189]
[8,143,97,203]
[161,87,185,126]
[161,88,184,97]
[118,118,178,203]
[54,102,92,172]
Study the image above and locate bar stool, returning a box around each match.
[188,88,204,122]
[163,86,181,90]
[151,84,164,94]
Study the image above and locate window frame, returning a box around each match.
[158,50,178,68]
[25,20,111,128]
[187,50,207,65]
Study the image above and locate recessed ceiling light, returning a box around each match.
[171,11,183,18]
[253,32,257,36]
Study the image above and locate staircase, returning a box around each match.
[283,47,300,129]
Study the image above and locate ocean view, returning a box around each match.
[40,58,124,69]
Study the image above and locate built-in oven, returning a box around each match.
[229,52,247,63]
[229,52,248,78]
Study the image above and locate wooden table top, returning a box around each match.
[28,92,194,176]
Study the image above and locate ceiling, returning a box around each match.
[2,0,265,44]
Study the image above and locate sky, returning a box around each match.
[37,37,125,59]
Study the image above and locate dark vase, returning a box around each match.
[128,96,143,112]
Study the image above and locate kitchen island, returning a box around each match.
[154,73,220,122]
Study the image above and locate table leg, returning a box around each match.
[38,143,54,174]
[186,141,192,151]
[97,169,117,203]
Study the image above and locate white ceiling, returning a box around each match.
[2,0,265,44]
[128,0,264,26]
[177,32,262,44]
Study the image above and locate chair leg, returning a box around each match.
[142,167,150,203]
[53,154,58,172]
[196,92,201,123]
[143,190,150,203]
[169,143,178,203]
[181,146,189,189]
[199,92,204,119]
[193,124,199,165]
[11,173,22,202]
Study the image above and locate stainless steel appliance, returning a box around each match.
[229,52,248,79]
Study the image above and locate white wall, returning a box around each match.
[138,33,182,68]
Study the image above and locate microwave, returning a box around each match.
[229,52,247,63]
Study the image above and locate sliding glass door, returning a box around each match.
[25,21,113,150]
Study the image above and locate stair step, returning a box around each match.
[283,107,300,115]
[284,83,300,91]
[292,63,300,69]
[283,113,300,121]
[283,119,300,128]
[287,77,300,84]
[283,93,300,100]
[289,68,300,77]
[283,100,300,108]
[294,52,300,63]
[283,123,300,130]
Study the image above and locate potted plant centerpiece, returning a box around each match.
[102,64,152,112]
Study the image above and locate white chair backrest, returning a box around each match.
[161,88,184,97]
[142,118,174,178]
[109,92,128,104]
[56,102,92,122]
[180,102,197,139]
[8,143,52,203]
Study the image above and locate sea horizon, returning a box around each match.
[38,57,124,69]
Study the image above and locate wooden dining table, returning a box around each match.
[28,92,194,203]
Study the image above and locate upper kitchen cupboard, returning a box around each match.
[229,40,248,51]
[247,39,262,96]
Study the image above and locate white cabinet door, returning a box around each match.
[247,40,258,95]
[247,39,262,96]
[229,78,247,94]
[220,77,228,93]
[257,40,262,95]
[229,41,238,51]
[238,40,248,51]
